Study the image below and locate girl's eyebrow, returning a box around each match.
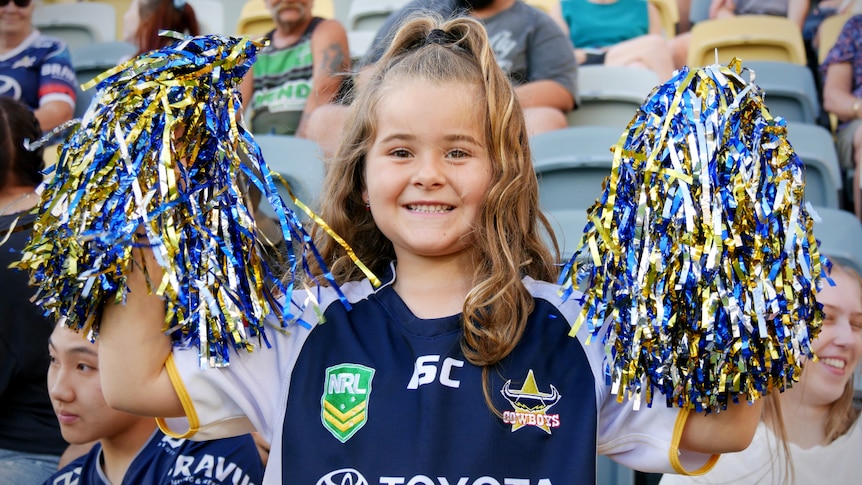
[443,134,482,145]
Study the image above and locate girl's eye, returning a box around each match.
[447,149,469,159]
[391,148,411,158]
[49,355,58,365]
[851,318,862,331]
[77,363,93,372]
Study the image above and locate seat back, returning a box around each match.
[531,126,622,211]
[347,0,409,31]
[745,61,820,124]
[251,134,326,218]
[33,2,118,49]
[649,0,680,37]
[236,0,274,37]
[566,66,659,128]
[97,0,133,41]
[187,0,226,34]
[786,122,844,208]
[687,15,807,67]
[70,41,138,118]
[814,206,862,281]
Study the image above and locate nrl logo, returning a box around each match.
[321,363,375,442]
[501,369,561,434]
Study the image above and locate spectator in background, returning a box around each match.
[0,96,67,484]
[549,0,675,81]
[123,0,201,56]
[43,323,266,485]
[822,14,862,220]
[0,0,75,132]
[670,0,810,68]
[659,260,862,484]
[239,0,350,137]
[306,0,578,158]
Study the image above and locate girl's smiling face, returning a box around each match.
[805,266,862,406]
[363,79,491,263]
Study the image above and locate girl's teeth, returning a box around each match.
[820,358,846,369]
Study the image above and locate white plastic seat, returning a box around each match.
[33,2,117,49]
[531,126,623,211]
[346,0,409,31]
[566,66,660,128]
[745,61,820,124]
[786,122,844,209]
[187,0,226,35]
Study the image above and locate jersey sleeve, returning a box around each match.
[555,291,717,475]
[524,9,579,104]
[38,40,77,110]
[158,293,321,446]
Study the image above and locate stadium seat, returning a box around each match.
[566,65,659,128]
[649,0,679,37]
[187,0,226,35]
[346,0,409,32]
[531,125,622,211]
[33,2,117,49]
[524,0,555,13]
[70,41,137,118]
[542,208,589,262]
[813,205,862,281]
[96,0,133,41]
[251,134,326,218]
[745,61,820,124]
[686,15,807,67]
[236,0,274,38]
[786,122,844,209]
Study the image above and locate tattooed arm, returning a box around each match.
[296,19,351,139]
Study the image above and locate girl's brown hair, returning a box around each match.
[0,97,44,190]
[134,0,201,55]
[310,14,559,402]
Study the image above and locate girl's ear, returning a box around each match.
[361,188,369,204]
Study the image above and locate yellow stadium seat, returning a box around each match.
[686,15,807,67]
[649,0,679,37]
[236,0,274,38]
[523,0,555,13]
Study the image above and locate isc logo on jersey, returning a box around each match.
[316,468,553,485]
[321,363,375,442]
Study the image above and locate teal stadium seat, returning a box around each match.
[746,61,820,124]
[566,66,660,128]
[33,3,117,50]
[786,122,844,209]
[531,126,622,211]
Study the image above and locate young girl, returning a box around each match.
[88,16,762,484]
[660,260,862,484]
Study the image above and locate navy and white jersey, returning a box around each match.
[43,429,263,485]
[164,268,714,484]
[0,30,76,113]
